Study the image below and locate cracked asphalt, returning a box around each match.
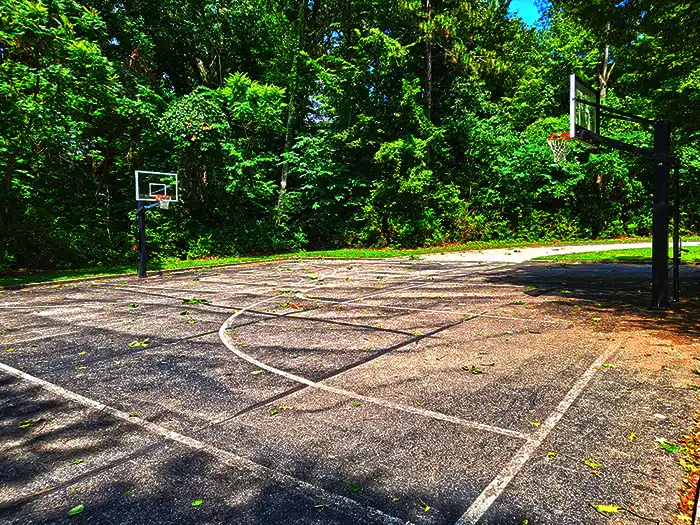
[1,258,699,524]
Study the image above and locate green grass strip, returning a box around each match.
[2,237,698,287]
[536,245,700,264]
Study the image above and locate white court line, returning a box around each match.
[0,363,406,525]
[455,342,621,525]
[219,268,529,441]
[0,304,113,309]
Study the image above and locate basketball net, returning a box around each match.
[546,132,572,163]
[155,195,171,209]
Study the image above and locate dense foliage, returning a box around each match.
[1,0,698,270]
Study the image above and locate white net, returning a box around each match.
[159,198,170,209]
[547,132,572,163]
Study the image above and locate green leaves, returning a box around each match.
[583,459,603,469]
[2,0,700,280]
[347,483,362,494]
[67,504,85,517]
[191,500,203,507]
[128,339,149,348]
[655,438,679,453]
[182,298,211,305]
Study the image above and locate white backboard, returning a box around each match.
[135,171,179,202]
[570,74,600,140]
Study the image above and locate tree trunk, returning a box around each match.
[425,0,432,122]
[598,23,613,99]
[4,154,16,191]
[278,0,307,213]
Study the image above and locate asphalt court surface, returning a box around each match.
[1,259,699,524]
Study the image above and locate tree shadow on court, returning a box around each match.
[0,433,537,525]
[484,263,700,341]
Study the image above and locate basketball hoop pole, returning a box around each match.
[651,120,670,309]
[137,200,147,278]
[575,118,677,308]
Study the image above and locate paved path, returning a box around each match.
[424,241,700,263]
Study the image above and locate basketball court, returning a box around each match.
[1,258,699,524]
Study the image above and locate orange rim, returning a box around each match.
[546,131,571,141]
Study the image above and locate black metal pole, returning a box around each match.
[137,200,147,278]
[651,120,670,308]
[673,164,680,302]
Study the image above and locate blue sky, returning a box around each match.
[508,0,540,25]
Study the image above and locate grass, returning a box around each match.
[1,236,698,287]
[536,245,700,264]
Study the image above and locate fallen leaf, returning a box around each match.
[67,504,85,516]
[589,502,621,515]
[462,365,483,375]
[128,339,149,348]
[691,369,700,376]
[269,409,279,416]
[419,499,431,512]
[601,363,616,369]
[250,370,265,375]
[19,419,34,429]
[546,451,557,461]
[182,298,211,305]
[127,304,139,309]
[628,432,637,441]
[4,348,15,353]
[71,459,84,465]
[347,483,362,493]
[584,459,603,469]
[191,499,203,507]
[655,437,679,453]
[530,421,541,428]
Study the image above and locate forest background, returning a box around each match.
[1,0,698,271]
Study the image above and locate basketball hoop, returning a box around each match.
[155,194,171,209]
[547,132,573,163]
